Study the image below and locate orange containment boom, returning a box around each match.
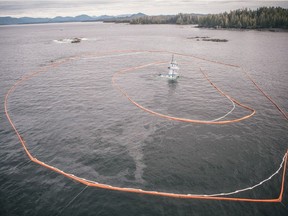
[4,50,288,202]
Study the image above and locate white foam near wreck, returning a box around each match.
[53,37,84,44]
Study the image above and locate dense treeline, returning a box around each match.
[130,7,288,29]
[198,7,288,28]
[130,14,200,24]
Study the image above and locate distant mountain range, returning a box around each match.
[0,13,146,25]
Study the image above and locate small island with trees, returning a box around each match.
[129,7,288,30]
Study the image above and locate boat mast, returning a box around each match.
[167,54,179,79]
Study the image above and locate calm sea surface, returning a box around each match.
[0,22,287,216]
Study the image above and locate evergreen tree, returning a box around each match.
[130,7,288,29]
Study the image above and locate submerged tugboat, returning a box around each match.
[167,54,179,80]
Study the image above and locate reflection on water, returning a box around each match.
[168,79,178,95]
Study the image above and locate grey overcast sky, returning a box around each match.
[0,0,288,18]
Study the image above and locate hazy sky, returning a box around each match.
[0,0,287,18]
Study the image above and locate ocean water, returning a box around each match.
[0,22,287,216]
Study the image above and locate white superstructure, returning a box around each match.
[167,54,179,80]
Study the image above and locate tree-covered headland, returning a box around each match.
[130,7,288,29]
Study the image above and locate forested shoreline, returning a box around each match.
[129,7,288,29]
